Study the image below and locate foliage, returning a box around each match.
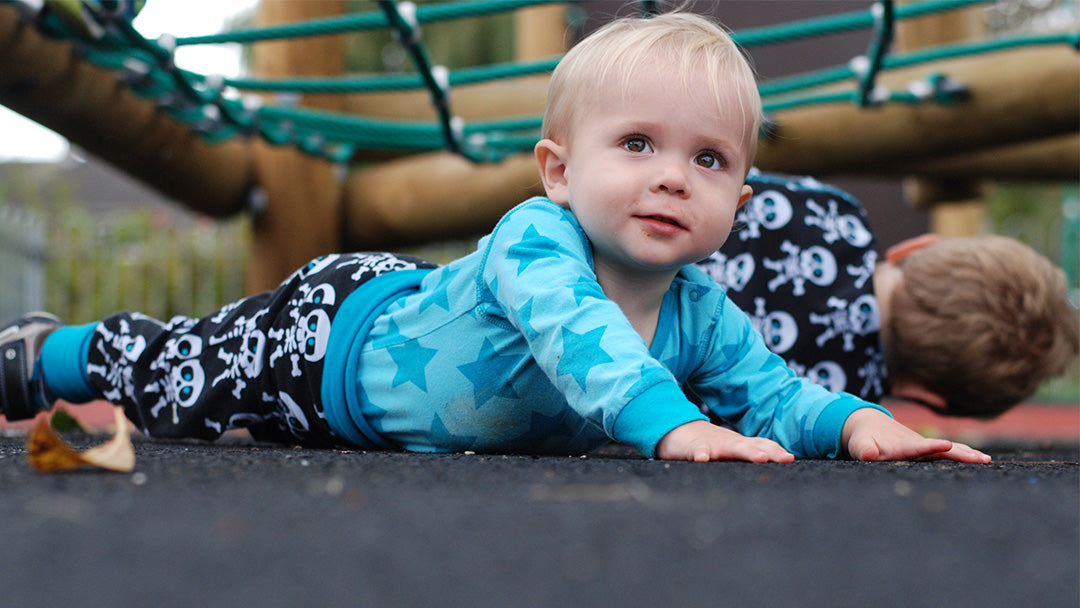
[44,204,251,324]
[985,182,1080,404]
[344,0,514,73]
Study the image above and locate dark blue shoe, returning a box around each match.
[0,312,62,421]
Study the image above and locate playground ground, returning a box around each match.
[0,401,1076,607]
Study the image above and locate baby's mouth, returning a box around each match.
[644,214,683,228]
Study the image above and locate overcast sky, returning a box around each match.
[0,0,259,162]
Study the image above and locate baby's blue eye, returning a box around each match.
[624,137,651,153]
[695,152,721,170]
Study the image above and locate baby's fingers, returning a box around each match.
[850,435,953,462]
[924,441,993,464]
[724,436,794,463]
[685,436,793,463]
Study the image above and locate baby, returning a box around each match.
[0,13,989,463]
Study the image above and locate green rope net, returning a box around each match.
[5,0,1078,164]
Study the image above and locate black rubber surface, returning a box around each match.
[1,435,1076,607]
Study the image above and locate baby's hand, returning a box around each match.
[656,420,795,463]
[842,408,992,463]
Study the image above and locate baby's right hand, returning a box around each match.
[655,420,795,463]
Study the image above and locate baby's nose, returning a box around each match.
[654,162,689,195]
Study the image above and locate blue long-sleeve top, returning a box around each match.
[322,198,887,458]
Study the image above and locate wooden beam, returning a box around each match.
[342,151,543,248]
[343,43,1078,170]
[341,76,549,162]
[893,0,985,238]
[515,4,567,59]
[247,0,346,292]
[6,2,1076,253]
[344,77,549,124]
[753,45,1079,175]
[337,125,1077,248]
[0,5,253,217]
[887,133,1079,180]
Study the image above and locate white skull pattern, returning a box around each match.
[269,308,332,377]
[764,241,838,295]
[145,332,207,424]
[737,189,794,241]
[170,360,205,409]
[86,319,149,404]
[809,294,880,352]
[749,297,798,354]
[298,309,331,361]
[805,198,873,247]
[804,360,847,393]
[700,251,755,292]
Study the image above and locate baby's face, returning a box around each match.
[557,61,754,279]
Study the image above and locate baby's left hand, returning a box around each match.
[842,408,992,463]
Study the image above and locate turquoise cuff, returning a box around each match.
[612,383,708,458]
[40,323,100,404]
[322,269,433,449]
[811,395,892,459]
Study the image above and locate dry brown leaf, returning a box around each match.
[27,406,135,473]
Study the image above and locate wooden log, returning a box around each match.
[343,42,1078,170]
[929,199,985,237]
[0,5,252,217]
[892,0,985,237]
[515,4,567,59]
[247,0,346,292]
[753,45,1079,175]
[887,133,1079,180]
[323,4,560,162]
[337,4,563,248]
[342,151,543,248]
[344,77,549,124]
[341,76,549,162]
[338,128,1076,249]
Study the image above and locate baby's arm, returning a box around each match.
[842,408,992,463]
[656,420,795,463]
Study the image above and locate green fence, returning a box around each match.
[44,207,250,325]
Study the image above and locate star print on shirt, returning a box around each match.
[368,317,405,351]
[387,340,438,392]
[418,266,458,313]
[514,297,541,341]
[569,276,603,306]
[622,364,668,401]
[557,325,614,390]
[505,224,562,276]
[457,338,521,408]
[661,324,703,378]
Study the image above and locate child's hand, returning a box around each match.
[656,420,795,463]
[842,408,992,463]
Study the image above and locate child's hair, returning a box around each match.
[884,235,1079,418]
[541,11,762,171]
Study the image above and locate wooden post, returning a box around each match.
[0,5,253,217]
[247,0,347,292]
[515,4,567,59]
[343,151,544,248]
[337,3,566,248]
[752,46,1079,175]
[895,0,986,236]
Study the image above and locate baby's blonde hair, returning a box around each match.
[541,12,762,172]
[886,235,1079,417]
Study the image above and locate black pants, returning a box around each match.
[85,253,438,446]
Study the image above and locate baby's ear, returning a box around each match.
[535,139,570,204]
[886,233,940,263]
[737,185,753,209]
[891,380,947,412]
